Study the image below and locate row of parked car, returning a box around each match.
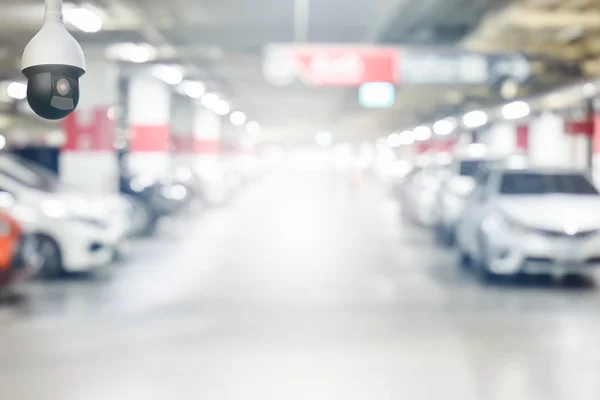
[0,154,244,292]
[394,144,600,283]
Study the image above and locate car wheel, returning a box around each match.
[34,235,63,279]
[435,224,454,247]
[457,250,471,270]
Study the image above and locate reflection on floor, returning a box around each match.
[1,171,600,400]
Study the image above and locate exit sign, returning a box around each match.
[358,82,395,108]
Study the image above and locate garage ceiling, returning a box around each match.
[0,0,594,144]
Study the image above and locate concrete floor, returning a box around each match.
[1,171,600,399]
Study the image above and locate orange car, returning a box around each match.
[0,211,38,287]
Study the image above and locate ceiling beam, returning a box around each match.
[504,8,600,29]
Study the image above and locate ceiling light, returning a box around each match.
[6,82,26,100]
[413,126,432,141]
[462,110,488,128]
[0,135,6,150]
[105,43,156,63]
[129,46,152,63]
[178,81,205,99]
[152,65,183,85]
[502,101,530,120]
[230,111,246,126]
[583,82,597,98]
[246,121,260,135]
[315,131,332,147]
[387,132,402,148]
[64,7,103,33]
[433,118,456,136]
[400,130,415,145]
[201,93,219,109]
[214,100,231,116]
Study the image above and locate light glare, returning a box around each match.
[315,131,333,147]
[502,101,530,120]
[230,111,247,126]
[65,7,103,33]
[214,100,231,116]
[414,126,432,141]
[246,121,260,135]
[462,110,488,128]
[7,82,26,100]
[433,118,456,136]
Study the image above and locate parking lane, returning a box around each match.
[1,173,600,398]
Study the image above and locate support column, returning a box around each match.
[192,104,222,179]
[127,76,171,177]
[60,60,119,193]
[530,112,570,167]
[593,113,600,186]
[480,122,518,155]
[170,94,194,169]
[564,107,594,172]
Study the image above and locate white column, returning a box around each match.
[60,60,119,193]
[529,112,571,168]
[192,105,222,179]
[127,76,171,177]
[170,94,194,169]
[481,122,517,155]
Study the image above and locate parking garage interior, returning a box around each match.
[2,0,600,399]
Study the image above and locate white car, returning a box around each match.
[456,167,600,282]
[0,155,133,277]
[399,164,448,226]
[433,155,505,246]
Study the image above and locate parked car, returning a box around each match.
[456,167,600,282]
[433,150,505,246]
[121,170,191,236]
[0,155,132,277]
[398,164,448,226]
[0,208,39,289]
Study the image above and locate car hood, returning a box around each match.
[499,195,600,232]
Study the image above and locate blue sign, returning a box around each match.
[359,82,396,108]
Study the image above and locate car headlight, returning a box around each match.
[41,199,107,227]
[42,199,69,218]
[483,213,532,235]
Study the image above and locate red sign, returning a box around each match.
[62,107,115,152]
[264,45,398,87]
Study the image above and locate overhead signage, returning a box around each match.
[399,48,532,85]
[263,44,533,88]
[263,44,398,87]
[359,82,395,108]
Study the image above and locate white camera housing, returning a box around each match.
[21,0,86,120]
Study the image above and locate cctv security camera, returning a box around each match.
[21,0,85,120]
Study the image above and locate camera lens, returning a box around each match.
[56,78,71,96]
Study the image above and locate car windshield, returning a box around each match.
[0,155,60,192]
[459,159,493,177]
[500,172,599,195]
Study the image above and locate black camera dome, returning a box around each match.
[23,64,84,120]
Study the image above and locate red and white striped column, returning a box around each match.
[127,75,171,177]
[481,122,529,155]
[192,104,222,178]
[60,60,119,193]
[170,94,194,169]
